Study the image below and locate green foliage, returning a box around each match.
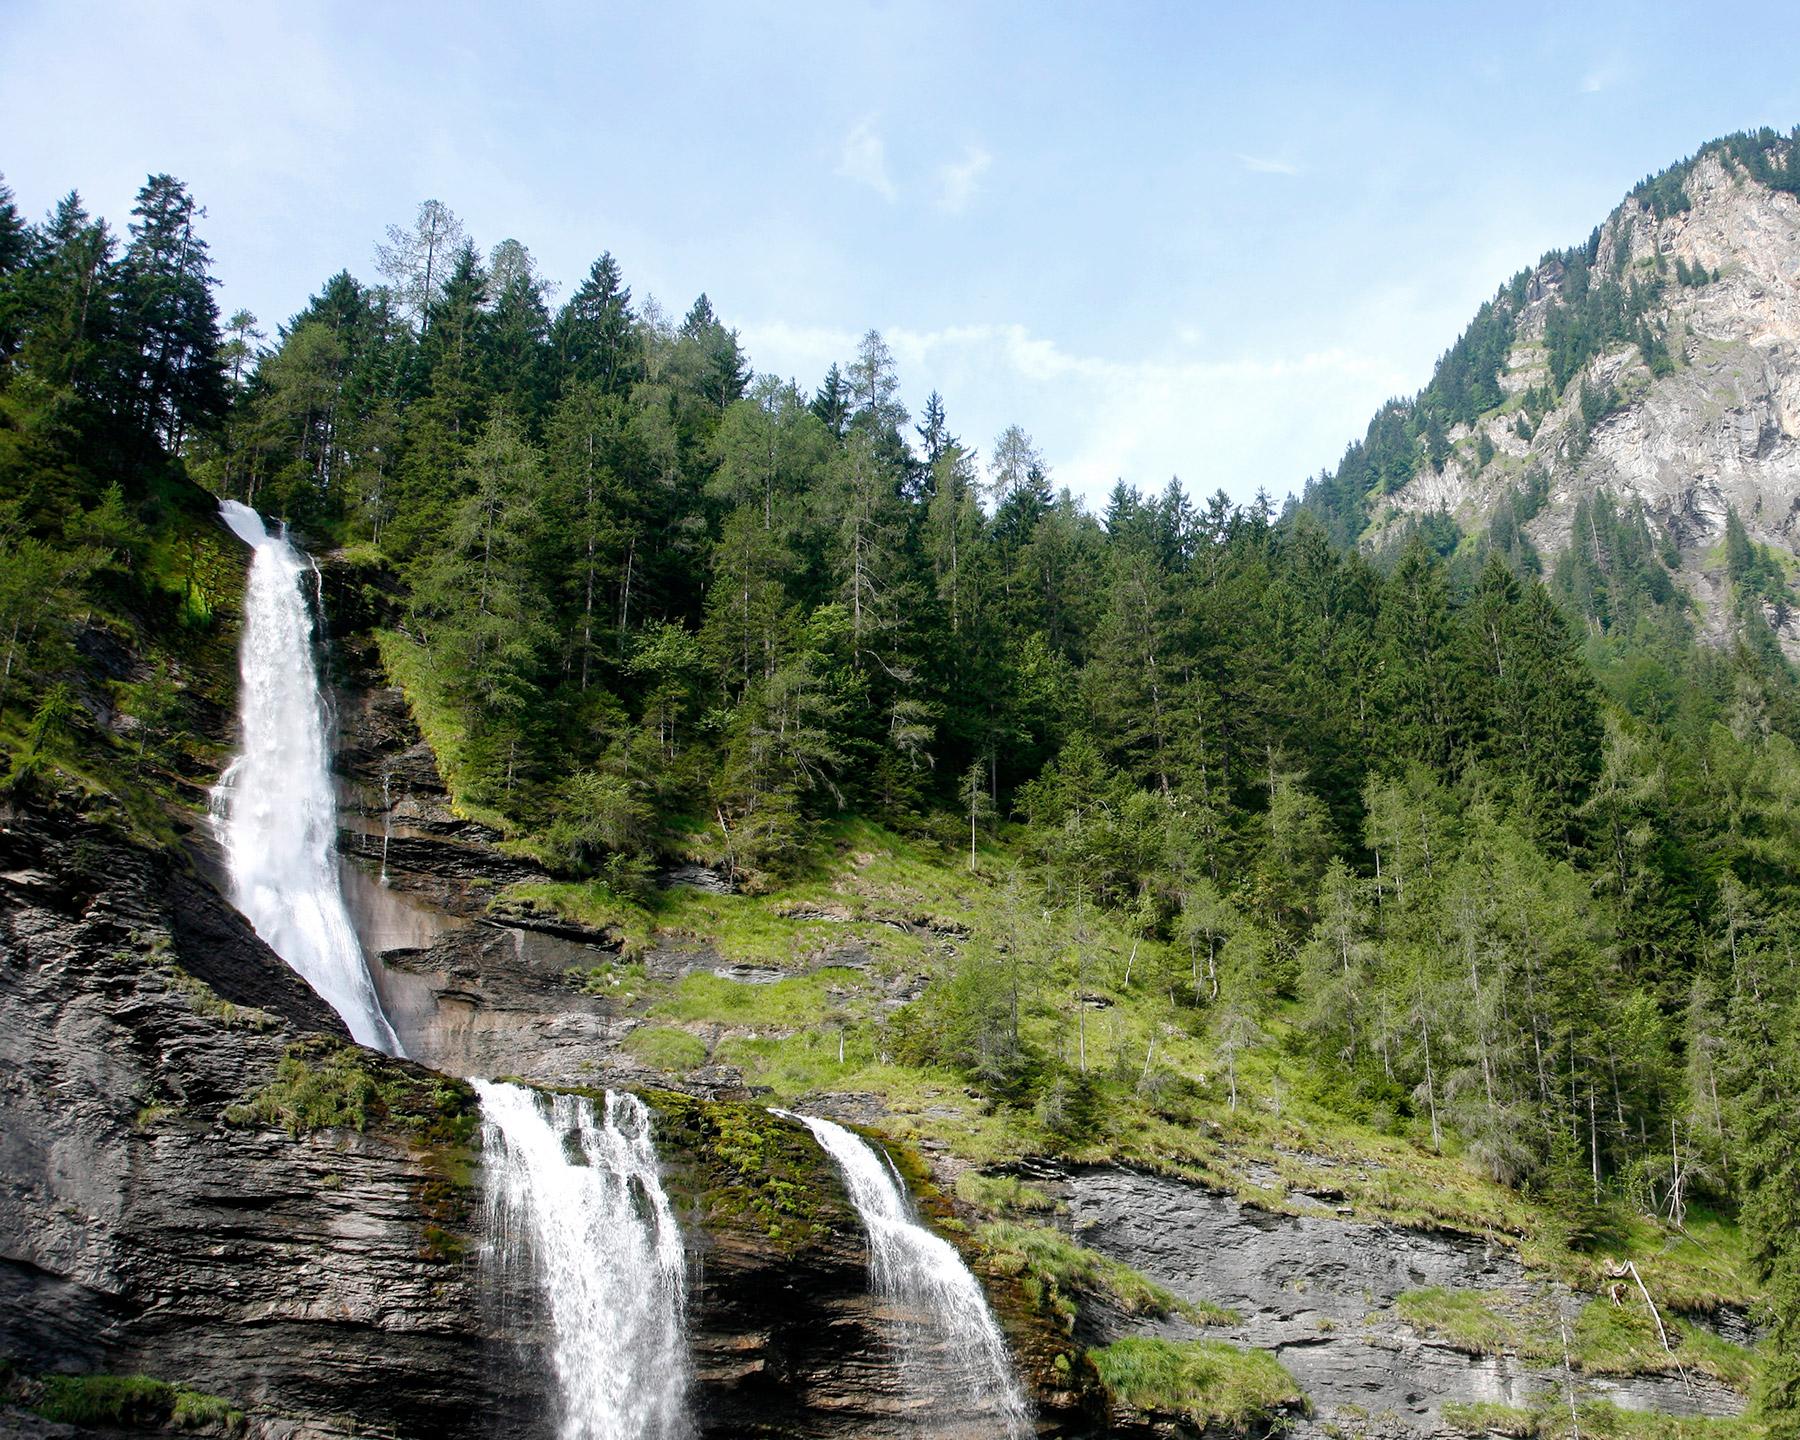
[623,1024,708,1073]
[225,1039,478,1147]
[35,1375,178,1427]
[955,1170,1060,1216]
[1443,1399,1764,1440]
[30,1374,243,1434]
[977,1220,1223,1330]
[1396,1287,1527,1355]
[1087,1336,1305,1434]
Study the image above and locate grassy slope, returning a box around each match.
[4,485,247,846]
[480,819,1762,1391]
[371,643,1767,1431]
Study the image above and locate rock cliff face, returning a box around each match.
[0,795,540,1440]
[1029,1163,1747,1440]
[1374,149,1800,651]
[0,792,1077,1439]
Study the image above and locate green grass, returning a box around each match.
[1441,1400,1764,1440]
[955,1171,1061,1216]
[977,1219,1234,1330]
[623,1025,709,1073]
[170,1389,247,1431]
[1397,1287,1531,1356]
[31,1374,244,1433]
[224,1037,478,1148]
[1087,1337,1304,1434]
[651,967,870,1028]
[1395,1287,1756,1390]
[1441,1401,1542,1438]
[1573,1298,1756,1387]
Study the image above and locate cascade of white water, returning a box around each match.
[476,1079,691,1440]
[779,1110,1032,1437]
[211,500,401,1054]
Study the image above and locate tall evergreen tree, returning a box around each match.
[117,174,226,453]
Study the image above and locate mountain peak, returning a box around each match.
[1306,127,1800,655]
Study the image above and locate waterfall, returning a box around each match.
[476,1080,690,1440]
[779,1111,1032,1437]
[211,500,401,1054]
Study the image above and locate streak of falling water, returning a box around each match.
[379,766,393,886]
[477,1080,691,1440]
[778,1110,1032,1437]
[210,500,401,1054]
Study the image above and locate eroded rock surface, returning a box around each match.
[0,797,539,1439]
[1042,1163,1744,1437]
[1378,152,1800,655]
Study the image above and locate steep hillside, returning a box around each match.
[8,145,1800,1439]
[1306,128,1800,654]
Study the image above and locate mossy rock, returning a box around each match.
[644,1091,850,1253]
[23,1372,245,1434]
[225,1038,480,1262]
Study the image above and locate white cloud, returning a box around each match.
[739,316,1412,506]
[1237,153,1299,176]
[836,119,896,201]
[934,145,992,213]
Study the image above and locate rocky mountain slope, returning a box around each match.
[5,135,1791,1438]
[1313,131,1800,653]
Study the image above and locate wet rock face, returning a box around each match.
[1048,1165,1744,1438]
[0,798,543,1439]
[5,797,1039,1440]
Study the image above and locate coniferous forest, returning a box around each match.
[5,147,1800,1435]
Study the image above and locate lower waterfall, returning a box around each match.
[477,1079,691,1440]
[211,499,400,1054]
[780,1111,1032,1437]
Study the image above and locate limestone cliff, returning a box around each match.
[1340,137,1800,653]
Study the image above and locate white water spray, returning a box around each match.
[211,500,400,1054]
[779,1111,1031,1437]
[477,1080,691,1440]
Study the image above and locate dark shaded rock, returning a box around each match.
[662,862,735,895]
[0,795,542,1440]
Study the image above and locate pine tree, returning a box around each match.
[811,363,850,439]
[117,174,226,452]
[552,251,639,394]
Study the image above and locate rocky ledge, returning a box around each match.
[1029,1162,1749,1439]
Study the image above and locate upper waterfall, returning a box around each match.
[477,1080,691,1440]
[211,499,400,1054]
[780,1111,1032,1438]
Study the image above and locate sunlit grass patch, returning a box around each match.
[1397,1287,1534,1356]
[1087,1336,1304,1434]
[623,1025,709,1073]
[977,1219,1212,1327]
[652,966,871,1028]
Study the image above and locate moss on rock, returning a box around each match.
[645,1092,843,1252]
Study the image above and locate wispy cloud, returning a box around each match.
[1237,153,1299,176]
[836,119,896,201]
[739,316,1410,502]
[934,145,992,213]
[1579,60,1621,94]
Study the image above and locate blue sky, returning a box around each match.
[4,1,1797,507]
